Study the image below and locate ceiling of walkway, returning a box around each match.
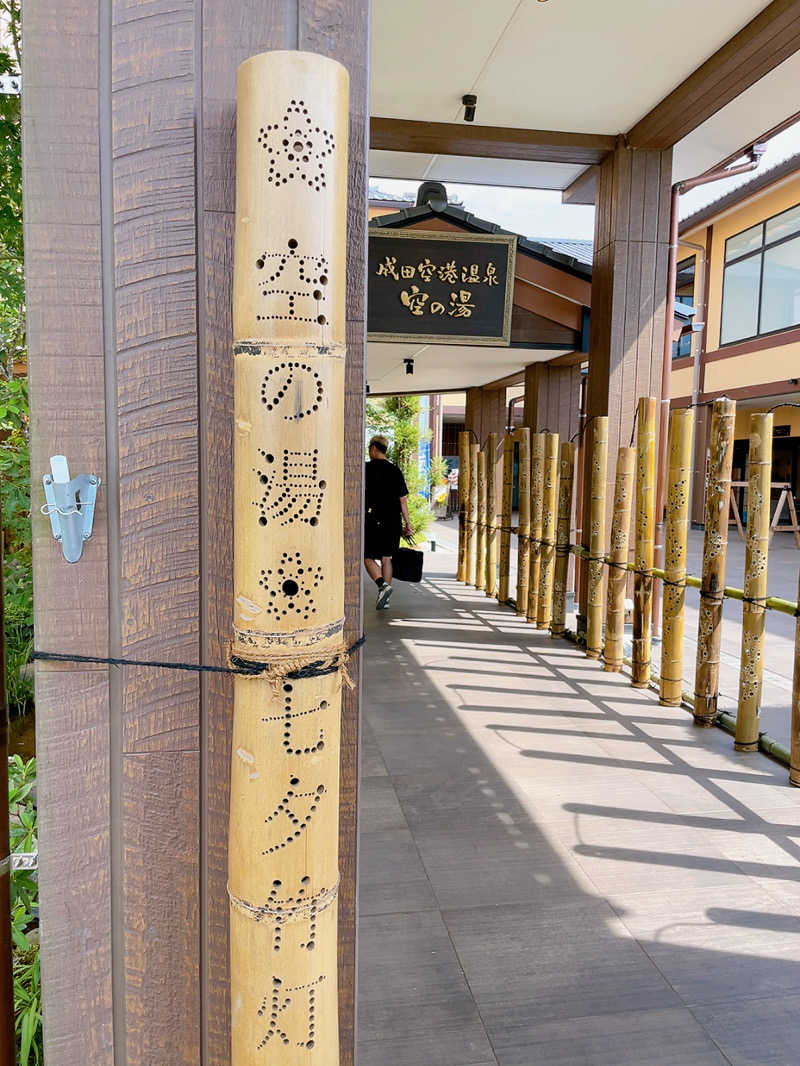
[370,0,800,190]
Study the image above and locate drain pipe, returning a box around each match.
[652,146,766,636]
[507,393,524,434]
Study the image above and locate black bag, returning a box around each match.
[392,545,423,583]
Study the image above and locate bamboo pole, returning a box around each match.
[632,397,657,687]
[537,432,560,629]
[659,408,694,705]
[586,417,608,659]
[694,396,736,726]
[498,434,513,603]
[515,428,531,614]
[486,432,498,597]
[552,442,575,638]
[791,570,800,787]
[603,447,635,672]
[467,442,479,586]
[735,412,773,749]
[230,52,348,1065]
[476,449,487,590]
[457,430,470,582]
[527,432,545,623]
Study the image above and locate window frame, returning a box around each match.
[720,202,800,347]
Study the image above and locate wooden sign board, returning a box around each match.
[367,229,516,346]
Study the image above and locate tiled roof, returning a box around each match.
[532,238,593,266]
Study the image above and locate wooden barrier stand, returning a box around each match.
[537,432,559,630]
[659,408,694,706]
[632,397,656,687]
[229,51,348,1065]
[486,432,498,597]
[476,449,487,590]
[729,480,800,548]
[603,447,635,672]
[499,434,513,603]
[586,417,608,659]
[457,430,470,582]
[527,432,545,624]
[467,442,479,585]
[694,397,736,726]
[735,412,772,750]
[516,427,531,615]
[551,442,575,638]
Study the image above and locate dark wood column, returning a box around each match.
[523,360,582,441]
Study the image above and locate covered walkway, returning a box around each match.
[357,548,800,1065]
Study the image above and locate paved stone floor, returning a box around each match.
[357,550,800,1065]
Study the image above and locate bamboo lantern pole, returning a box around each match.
[499,434,513,604]
[551,442,575,638]
[791,570,800,786]
[230,51,348,1065]
[476,449,487,590]
[457,430,470,582]
[735,412,773,749]
[486,432,498,597]
[632,397,657,687]
[586,417,608,659]
[467,442,479,586]
[527,432,545,624]
[515,427,531,615]
[694,397,736,725]
[659,408,694,705]
[603,447,635,672]
[537,432,560,629]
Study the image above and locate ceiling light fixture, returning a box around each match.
[404,358,414,376]
[462,94,477,123]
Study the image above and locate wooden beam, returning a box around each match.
[562,166,598,205]
[370,117,617,165]
[628,0,800,150]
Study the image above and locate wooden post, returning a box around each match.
[527,432,545,623]
[537,432,560,629]
[457,430,470,582]
[791,571,800,786]
[499,434,513,603]
[467,442,479,586]
[552,442,575,637]
[476,449,487,590]
[486,432,498,597]
[659,408,694,705]
[694,396,736,726]
[230,52,348,1065]
[735,412,773,749]
[515,427,531,615]
[632,397,657,687]
[586,416,608,659]
[603,447,635,672]
[0,534,14,1066]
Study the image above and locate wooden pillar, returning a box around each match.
[537,432,560,629]
[632,397,657,687]
[694,397,736,726]
[485,432,498,597]
[515,428,531,614]
[552,442,576,637]
[525,359,583,443]
[659,408,694,705]
[586,417,608,659]
[467,443,479,585]
[476,449,487,590]
[457,430,470,582]
[499,434,514,604]
[735,412,773,750]
[603,447,635,671]
[527,432,545,624]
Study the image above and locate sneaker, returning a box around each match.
[376,584,393,610]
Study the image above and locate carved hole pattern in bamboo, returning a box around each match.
[258,99,335,191]
[255,244,330,324]
[257,975,324,1050]
[740,628,763,704]
[260,361,324,419]
[258,551,323,619]
[261,682,327,756]
[264,876,319,952]
[255,448,325,527]
[263,777,326,855]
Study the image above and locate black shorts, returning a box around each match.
[364,513,401,560]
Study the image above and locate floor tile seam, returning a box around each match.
[680,1003,738,1066]
[437,906,503,1064]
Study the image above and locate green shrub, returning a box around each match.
[366,395,435,542]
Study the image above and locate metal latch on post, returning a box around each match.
[42,455,101,563]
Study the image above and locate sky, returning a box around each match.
[370,120,800,244]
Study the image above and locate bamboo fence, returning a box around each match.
[486,432,498,597]
[476,449,487,590]
[516,427,531,615]
[603,446,635,672]
[537,432,559,629]
[467,442,479,586]
[499,434,513,603]
[457,430,470,582]
[551,441,575,638]
[632,397,656,687]
[659,408,694,705]
[586,416,608,659]
[527,432,545,623]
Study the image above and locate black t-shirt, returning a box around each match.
[365,459,408,523]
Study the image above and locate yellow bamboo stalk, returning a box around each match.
[694,396,737,725]
[586,417,608,659]
[632,397,657,687]
[735,412,773,749]
[486,432,498,597]
[527,432,545,623]
[476,449,487,590]
[467,442,479,586]
[457,430,470,582]
[516,427,531,615]
[603,447,635,672]
[791,570,800,787]
[551,441,575,638]
[498,434,513,603]
[659,408,694,705]
[230,51,347,1065]
[537,432,560,629]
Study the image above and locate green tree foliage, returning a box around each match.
[366,395,435,541]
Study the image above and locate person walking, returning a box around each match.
[364,435,412,609]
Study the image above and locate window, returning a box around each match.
[721,203,800,345]
[672,255,696,359]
